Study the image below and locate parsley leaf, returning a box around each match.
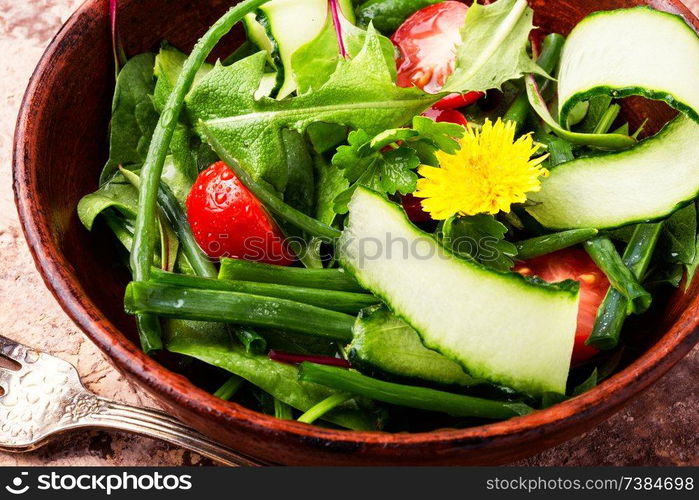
[331,116,465,213]
[441,214,518,271]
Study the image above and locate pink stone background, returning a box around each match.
[0,0,697,466]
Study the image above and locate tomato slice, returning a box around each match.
[515,249,610,365]
[421,106,468,127]
[186,162,294,265]
[432,91,484,109]
[391,1,469,94]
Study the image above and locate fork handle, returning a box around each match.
[84,399,263,466]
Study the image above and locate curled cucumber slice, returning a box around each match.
[557,7,699,125]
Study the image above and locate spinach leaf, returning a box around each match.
[164,322,378,430]
[186,27,437,194]
[77,175,139,230]
[355,0,443,34]
[100,53,160,184]
[443,0,545,93]
[291,13,396,94]
[441,214,518,271]
[153,43,213,113]
[154,44,215,181]
[657,203,697,265]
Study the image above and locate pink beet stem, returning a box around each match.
[329,0,348,58]
[269,350,351,369]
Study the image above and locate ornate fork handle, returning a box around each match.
[72,395,262,467]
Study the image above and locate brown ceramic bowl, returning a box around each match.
[13,0,699,465]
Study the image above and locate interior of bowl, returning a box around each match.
[13,0,699,464]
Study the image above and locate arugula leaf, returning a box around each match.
[186,27,436,194]
[441,214,518,271]
[100,53,160,184]
[291,14,396,95]
[355,0,443,34]
[443,0,545,93]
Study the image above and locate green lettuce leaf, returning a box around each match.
[443,0,545,93]
[186,27,436,193]
[291,14,396,94]
[100,53,160,184]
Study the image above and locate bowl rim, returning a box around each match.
[12,0,699,461]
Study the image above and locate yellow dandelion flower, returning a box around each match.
[414,118,549,220]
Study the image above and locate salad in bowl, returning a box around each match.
[77,0,699,432]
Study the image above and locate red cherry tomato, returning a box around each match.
[421,106,469,127]
[186,162,294,265]
[514,249,610,365]
[432,91,484,109]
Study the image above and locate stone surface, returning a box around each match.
[0,0,697,467]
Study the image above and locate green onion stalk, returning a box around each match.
[124,282,355,342]
[299,363,532,420]
[151,268,378,314]
[584,236,652,314]
[587,223,663,349]
[218,258,366,293]
[129,0,272,351]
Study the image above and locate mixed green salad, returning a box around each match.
[79,0,699,431]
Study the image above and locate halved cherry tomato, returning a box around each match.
[432,91,484,109]
[422,106,469,127]
[391,1,483,108]
[515,249,610,365]
[186,162,294,265]
[392,1,468,93]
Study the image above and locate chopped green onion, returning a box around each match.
[151,268,377,314]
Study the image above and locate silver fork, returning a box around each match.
[0,334,261,466]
